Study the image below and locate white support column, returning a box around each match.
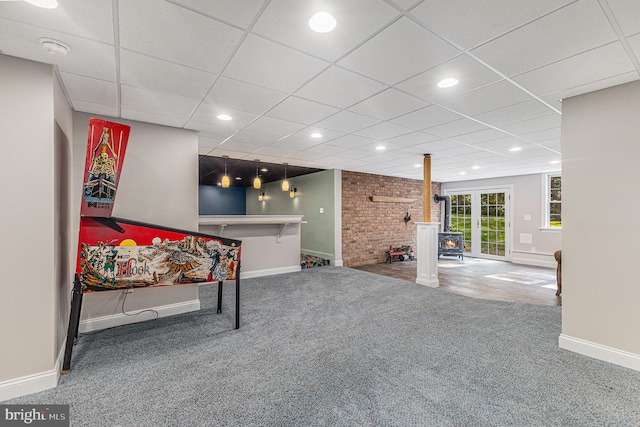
[415,222,439,288]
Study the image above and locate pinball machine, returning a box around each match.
[62,118,242,373]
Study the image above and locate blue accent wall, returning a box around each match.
[199,185,246,215]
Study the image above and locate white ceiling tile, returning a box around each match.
[423,118,490,139]
[205,76,286,115]
[230,130,281,145]
[252,0,399,62]
[253,145,294,158]
[390,105,464,130]
[269,137,322,151]
[295,66,386,108]
[626,33,640,65]
[120,50,216,99]
[0,0,114,43]
[385,131,441,147]
[348,88,429,120]
[172,0,264,28]
[285,150,330,162]
[60,72,117,106]
[119,0,243,73]
[121,86,200,120]
[397,54,502,103]
[304,143,351,156]
[543,71,640,104]
[520,128,562,142]
[409,0,574,50]
[410,139,464,153]
[438,80,531,116]
[223,34,329,93]
[452,128,513,145]
[326,135,379,149]
[72,100,119,118]
[185,120,237,140]
[338,17,459,84]
[314,110,381,133]
[190,104,258,128]
[265,96,340,125]
[290,127,345,143]
[121,109,189,128]
[474,100,558,127]
[0,18,116,82]
[608,0,640,37]
[354,122,413,140]
[500,115,561,135]
[243,115,306,137]
[513,42,635,96]
[471,0,619,76]
[198,135,224,148]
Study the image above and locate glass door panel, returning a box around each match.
[446,188,510,261]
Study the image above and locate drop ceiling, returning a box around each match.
[1,0,639,182]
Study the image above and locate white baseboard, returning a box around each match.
[334,260,343,267]
[512,250,556,269]
[0,338,66,402]
[559,334,640,372]
[79,299,200,333]
[301,249,333,264]
[416,277,439,288]
[240,265,301,279]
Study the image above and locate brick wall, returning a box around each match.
[342,171,441,267]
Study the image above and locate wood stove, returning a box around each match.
[437,232,464,260]
[434,194,464,260]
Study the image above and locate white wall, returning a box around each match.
[0,56,57,397]
[72,113,201,332]
[442,173,561,267]
[559,80,640,370]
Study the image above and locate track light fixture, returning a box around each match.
[258,191,265,202]
[289,187,297,198]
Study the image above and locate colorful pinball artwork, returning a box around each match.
[80,118,131,218]
[77,217,241,293]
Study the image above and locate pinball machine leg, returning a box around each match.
[235,263,241,329]
[217,281,223,314]
[61,275,84,374]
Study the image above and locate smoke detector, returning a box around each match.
[39,38,70,56]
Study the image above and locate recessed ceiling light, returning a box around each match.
[375,145,386,151]
[459,171,467,175]
[550,160,561,165]
[25,0,58,9]
[260,167,269,172]
[471,165,481,170]
[310,132,323,138]
[437,77,458,88]
[309,12,336,33]
[509,147,522,152]
[414,164,422,168]
[235,177,242,180]
[217,114,232,121]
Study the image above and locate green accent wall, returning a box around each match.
[245,169,336,263]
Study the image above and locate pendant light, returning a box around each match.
[221,155,230,188]
[253,159,261,189]
[282,163,290,192]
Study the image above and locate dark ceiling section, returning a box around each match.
[199,155,324,187]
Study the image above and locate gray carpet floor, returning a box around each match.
[6,266,640,426]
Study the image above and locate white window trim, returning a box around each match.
[541,172,562,231]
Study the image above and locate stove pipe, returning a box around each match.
[433,194,451,232]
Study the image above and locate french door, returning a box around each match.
[445,187,511,261]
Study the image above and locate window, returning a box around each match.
[545,174,561,229]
